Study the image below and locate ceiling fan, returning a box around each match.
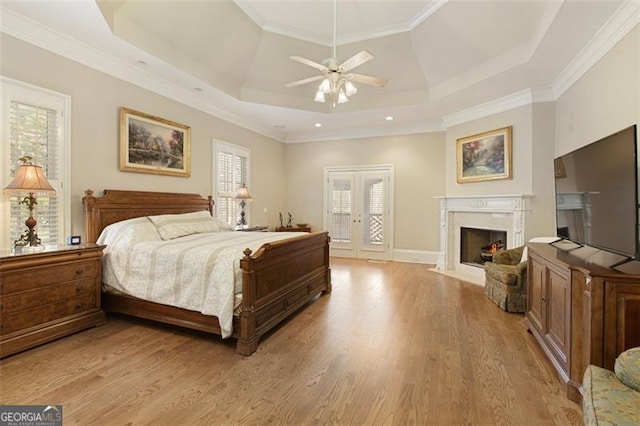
[285,0,387,106]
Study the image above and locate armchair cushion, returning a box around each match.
[483,246,527,313]
[615,347,640,392]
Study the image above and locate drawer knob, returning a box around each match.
[76,303,83,309]
[76,269,84,275]
[76,284,82,292]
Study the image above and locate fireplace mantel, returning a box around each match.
[435,194,533,274]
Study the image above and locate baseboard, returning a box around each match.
[393,249,440,264]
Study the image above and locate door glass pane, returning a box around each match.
[362,177,384,246]
[330,178,352,243]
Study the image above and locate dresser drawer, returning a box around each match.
[1,293,97,335]
[1,260,98,294]
[1,279,96,315]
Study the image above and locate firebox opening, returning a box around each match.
[460,227,508,268]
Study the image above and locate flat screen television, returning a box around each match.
[554,125,638,260]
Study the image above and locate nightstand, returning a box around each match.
[0,244,107,358]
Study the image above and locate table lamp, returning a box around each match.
[3,156,56,249]
[234,183,252,228]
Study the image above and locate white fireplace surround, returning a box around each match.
[436,194,533,279]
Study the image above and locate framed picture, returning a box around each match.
[120,107,191,177]
[456,126,512,183]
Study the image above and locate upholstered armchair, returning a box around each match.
[483,246,527,312]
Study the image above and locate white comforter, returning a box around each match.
[97,217,305,338]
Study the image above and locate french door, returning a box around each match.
[324,166,393,260]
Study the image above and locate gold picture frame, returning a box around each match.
[119,107,191,177]
[456,126,512,183]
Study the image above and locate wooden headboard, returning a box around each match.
[82,189,214,243]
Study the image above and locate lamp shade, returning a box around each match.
[234,184,252,201]
[3,163,56,195]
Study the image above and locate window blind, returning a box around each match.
[8,101,60,246]
[215,142,250,226]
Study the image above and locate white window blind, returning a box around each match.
[330,178,352,243]
[8,101,60,246]
[2,77,70,248]
[214,141,250,226]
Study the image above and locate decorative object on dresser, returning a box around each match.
[483,245,527,313]
[526,241,640,403]
[119,107,191,177]
[3,156,56,250]
[0,244,107,358]
[456,126,512,183]
[234,183,252,228]
[82,189,331,356]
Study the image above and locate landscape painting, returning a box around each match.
[456,126,512,183]
[120,107,191,177]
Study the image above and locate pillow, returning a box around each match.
[148,211,218,240]
[211,216,235,231]
[97,216,161,246]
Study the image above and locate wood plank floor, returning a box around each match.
[0,258,582,425]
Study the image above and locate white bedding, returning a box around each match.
[97,216,305,338]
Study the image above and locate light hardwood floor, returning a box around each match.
[0,258,582,425]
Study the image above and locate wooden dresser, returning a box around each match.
[0,244,107,358]
[526,242,640,402]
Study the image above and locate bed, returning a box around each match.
[82,189,331,355]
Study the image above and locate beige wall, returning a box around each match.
[555,25,639,157]
[284,133,446,251]
[0,34,287,240]
[445,104,534,197]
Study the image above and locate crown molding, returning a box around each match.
[0,6,284,142]
[552,0,640,97]
[236,0,448,47]
[285,120,445,144]
[442,89,533,128]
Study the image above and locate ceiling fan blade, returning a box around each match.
[285,75,326,88]
[346,73,388,87]
[340,50,374,72]
[290,56,328,72]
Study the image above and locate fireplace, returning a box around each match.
[435,194,532,282]
[460,227,507,267]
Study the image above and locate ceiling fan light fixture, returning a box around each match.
[338,89,349,104]
[314,89,326,103]
[344,80,357,97]
[319,78,331,93]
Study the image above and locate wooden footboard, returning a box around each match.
[237,232,331,355]
[83,189,331,355]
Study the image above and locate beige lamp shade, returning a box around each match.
[234,184,252,201]
[3,163,56,195]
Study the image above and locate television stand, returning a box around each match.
[525,242,640,403]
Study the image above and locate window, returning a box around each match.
[213,140,250,226]
[1,77,70,248]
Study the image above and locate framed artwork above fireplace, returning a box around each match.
[456,126,512,183]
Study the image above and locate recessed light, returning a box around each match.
[385,116,394,121]
[314,123,322,128]
[274,124,286,129]
[137,60,148,66]
[193,87,203,92]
